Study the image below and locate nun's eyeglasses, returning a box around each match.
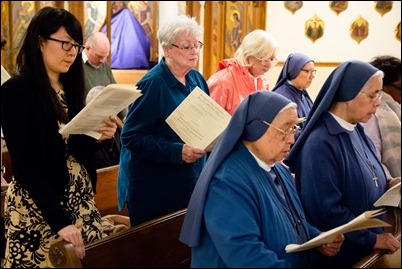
[255,119,300,140]
[301,69,317,76]
[360,90,383,102]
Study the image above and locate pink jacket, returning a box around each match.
[207,59,270,115]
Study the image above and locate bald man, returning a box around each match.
[82,32,127,120]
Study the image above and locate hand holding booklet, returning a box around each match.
[59,84,142,139]
[285,209,390,253]
[165,87,231,151]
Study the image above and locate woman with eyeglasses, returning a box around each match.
[180,91,344,267]
[285,60,401,267]
[117,14,209,227]
[363,55,401,179]
[272,52,316,136]
[1,7,117,267]
[207,29,279,115]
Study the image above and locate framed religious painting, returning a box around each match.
[202,1,266,79]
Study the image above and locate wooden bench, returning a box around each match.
[1,148,12,184]
[353,207,401,268]
[49,209,190,268]
[94,165,127,217]
[112,69,147,85]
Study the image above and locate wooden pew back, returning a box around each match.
[1,148,12,183]
[94,165,127,216]
[50,209,190,268]
[353,208,401,268]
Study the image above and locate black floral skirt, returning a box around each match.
[3,155,104,268]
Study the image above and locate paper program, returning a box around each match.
[285,209,390,253]
[374,182,401,208]
[59,84,142,139]
[165,86,231,151]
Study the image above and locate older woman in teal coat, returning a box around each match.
[118,15,209,227]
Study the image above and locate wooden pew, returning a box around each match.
[353,207,401,268]
[94,165,128,216]
[49,209,190,268]
[1,148,12,183]
[112,69,147,85]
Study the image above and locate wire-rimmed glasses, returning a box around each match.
[301,69,317,76]
[256,56,278,67]
[360,90,383,102]
[171,41,204,52]
[249,118,301,140]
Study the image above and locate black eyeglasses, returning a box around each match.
[47,37,85,54]
[301,69,317,76]
[171,41,204,52]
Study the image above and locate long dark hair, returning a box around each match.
[16,6,85,123]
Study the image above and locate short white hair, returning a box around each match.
[86,85,105,105]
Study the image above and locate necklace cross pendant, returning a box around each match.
[373,176,379,187]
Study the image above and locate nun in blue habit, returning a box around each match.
[285,60,401,267]
[180,91,344,268]
[272,52,315,133]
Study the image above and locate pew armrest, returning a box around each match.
[353,207,401,268]
[50,209,190,268]
[49,241,83,268]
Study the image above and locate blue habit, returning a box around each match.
[191,143,320,267]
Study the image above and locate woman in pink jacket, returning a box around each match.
[207,29,278,115]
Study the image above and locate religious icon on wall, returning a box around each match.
[224,1,245,58]
[374,1,393,16]
[101,1,151,69]
[329,1,348,15]
[40,1,55,7]
[395,22,401,42]
[284,1,303,14]
[229,10,242,52]
[1,1,11,72]
[127,1,159,65]
[305,14,324,43]
[350,16,369,44]
[83,1,106,42]
[12,1,35,63]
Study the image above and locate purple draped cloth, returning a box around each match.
[102,7,150,69]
